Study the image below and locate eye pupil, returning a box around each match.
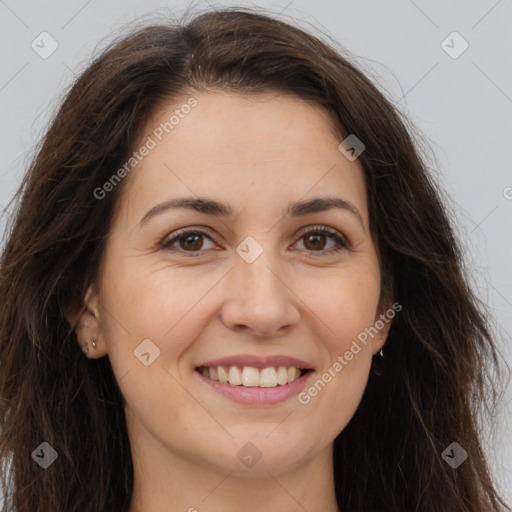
[181,234,202,251]
[304,233,326,251]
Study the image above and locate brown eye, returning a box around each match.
[178,233,204,251]
[161,229,216,254]
[295,227,349,254]
[303,233,327,251]
[161,225,349,257]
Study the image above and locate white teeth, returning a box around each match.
[242,367,260,387]
[228,366,242,386]
[259,367,278,387]
[277,366,288,385]
[199,365,306,387]
[218,366,228,384]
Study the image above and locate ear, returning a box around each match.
[65,284,107,359]
[371,300,395,355]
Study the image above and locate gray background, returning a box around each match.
[1,0,511,504]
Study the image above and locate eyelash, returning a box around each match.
[160,225,350,257]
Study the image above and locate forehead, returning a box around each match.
[116,90,368,225]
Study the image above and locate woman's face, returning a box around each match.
[76,90,391,477]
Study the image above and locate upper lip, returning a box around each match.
[196,354,315,370]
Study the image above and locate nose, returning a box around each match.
[220,244,300,338]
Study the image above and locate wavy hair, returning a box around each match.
[0,6,510,512]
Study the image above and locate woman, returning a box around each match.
[0,6,509,512]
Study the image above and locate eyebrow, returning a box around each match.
[138,196,365,230]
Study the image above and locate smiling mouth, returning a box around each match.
[195,365,313,388]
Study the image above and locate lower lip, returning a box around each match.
[196,370,313,405]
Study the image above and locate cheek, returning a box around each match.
[100,263,219,368]
[317,362,371,444]
[299,286,376,442]
[97,266,206,433]
[299,267,381,345]
[294,266,379,420]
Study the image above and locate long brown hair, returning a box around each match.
[0,6,509,511]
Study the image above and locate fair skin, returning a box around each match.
[69,90,392,512]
